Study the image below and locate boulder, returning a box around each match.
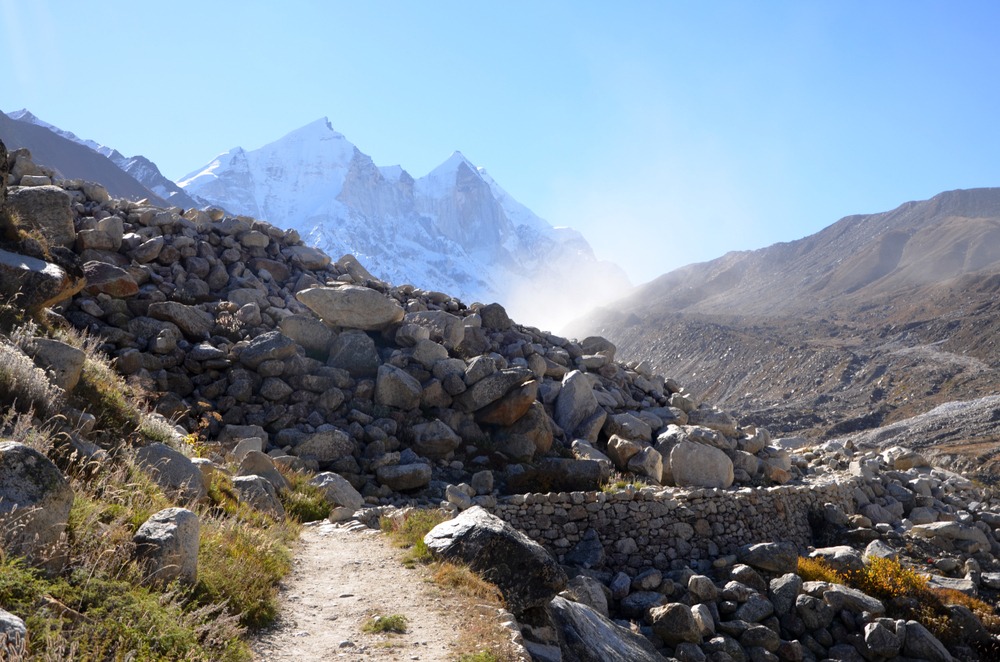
[903,620,954,662]
[548,596,666,662]
[374,364,422,410]
[909,521,992,553]
[564,528,606,569]
[649,602,702,645]
[424,506,567,614]
[0,608,27,661]
[296,285,404,330]
[506,458,603,494]
[133,507,200,585]
[479,303,512,331]
[561,575,610,617]
[239,330,298,368]
[454,367,534,413]
[376,463,432,491]
[474,379,537,426]
[24,338,85,392]
[491,402,554,461]
[310,472,365,512]
[279,314,333,356]
[327,330,380,378]
[231,475,285,519]
[4,184,75,248]
[135,443,206,503]
[236,450,290,492]
[687,407,739,438]
[147,301,214,339]
[82,260,139,297]
[411,420,462,460]
[292,429,354,465]
[670,440,734,488]
[554,370,600,438]
[0,441,74,565]
[0,247,84,314]
[402,310,465,349]
[740,541,799,574]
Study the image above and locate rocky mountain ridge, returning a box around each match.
[574,188,1000,463]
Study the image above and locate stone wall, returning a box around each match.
[490,477,862,571]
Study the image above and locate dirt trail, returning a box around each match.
[252,521,468,661]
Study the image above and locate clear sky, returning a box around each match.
[3,1,999,284]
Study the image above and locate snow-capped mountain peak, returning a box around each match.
[177,118,631,330]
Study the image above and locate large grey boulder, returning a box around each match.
[402,310,465,350]
[5,184,75,247]
[0,608,27,660]
[648,602,702,646]
[291,429,354,465]
[506,458,603,494]
[411,420,462,460]
[375,364,422,410]
[903,620,955,662]
[0,441,74,565]
[135,443,206,503]
[237,450,290,492]
[554,371,601,438]
[147,301,214,339]
[424,506,567,614]
[669,440,734,488]
[24,337,86,392]
[454,367,534,413]
[279,314,333,356]
[310,472,364,512]
[0,247,84,314]
[740,541,799,574]
[231,475,285,519]
[327,330,379,377]
[238,330,298,368]
[133,507,200,586]
[376,463,432,491]
[296,285,404,330]
[547,596,666,662]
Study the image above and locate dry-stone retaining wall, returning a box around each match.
[490,476,862,570]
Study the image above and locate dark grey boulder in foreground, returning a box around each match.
[423,506,567,614]
[547,595,666,662]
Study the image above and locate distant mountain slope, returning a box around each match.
[573,188,1000,439]
[177,118,630,329]
[0,111,164,203]
[6,109,200,208]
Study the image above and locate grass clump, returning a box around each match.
[381,508,449,566]
[599,471,644,493]
[0,337,64,418]
[797,556,846,584]
[361,613,408,634]
[278,468,332,523]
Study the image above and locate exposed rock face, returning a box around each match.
[4,184,75,247]
[424,506,567,614]
[231,475,285,519]
[133,507,200,585]
[547,596,666,662]
[134,443,206,504]
[0,441,74,566]
[669,440,734,488]
[0,247,83,314]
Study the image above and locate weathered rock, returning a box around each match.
[649,602,702,645]
[135,443,206,503]
[670,440,734,488]
[627,446,663,484]
[375,463,432,491]
[296,285,404,330]
[237,450,290,492]
[479,303,512,331]
[231,475,285,519]
[279,314,332,356]
[0,441,74,565]
[5,184,75,247]
[411,420,462,460]
[292,429,354,465]
[310,472,365,511]
[561,575,610,617]
[375,364,422,410]
[454,367,534,413]
[327,330,380,378]
[82,260,139,297]
[823,583,885,615]
[863,621,903,658]
[239,330,298,368]
[688,574,720,603]
[133,507,200,585]
[474,379,537,426]
[565,528,606,569]
[147,301,214,339]
[24,338,85,392]
[554,370,601,438]
[687,407,739,437]
[808,545,865,574]
[738,541,798,574]
[0,247,84,313]
[424,506,567,614]
[0,608,27,661]
[903,619,954,662]
[768,573,802,616]
[910,521,991,553]
[620,590,666,618]
[491,401,554,461]
[547,596,665,662]
[402,310,465,349]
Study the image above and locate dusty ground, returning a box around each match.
[252,521,471,661]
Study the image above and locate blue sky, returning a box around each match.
[3,1,999,284]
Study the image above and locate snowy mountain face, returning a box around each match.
[178,118,631,330]
[6,109,200,209]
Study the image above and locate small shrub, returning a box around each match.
[362,613,408,634]
[797,556,845,584]
[845,556,929,602]
[278,468,332,523]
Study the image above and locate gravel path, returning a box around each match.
[252,521,466,661]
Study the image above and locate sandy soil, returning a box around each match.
[252,520,468,661]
